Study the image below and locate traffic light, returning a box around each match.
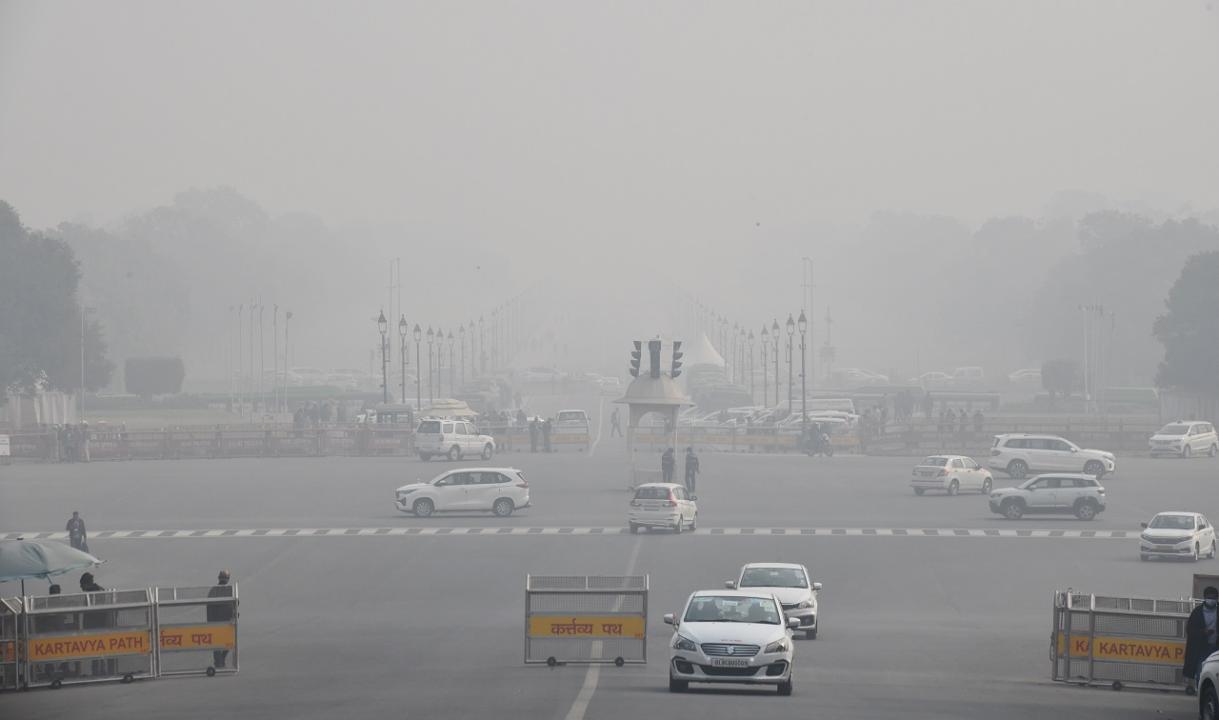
[671,340,683,378]
[629,341,642,377]
[648,339,662,379]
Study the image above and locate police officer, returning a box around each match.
[661,447,676,483]
[208,570,235,669]
[683,447,700,493]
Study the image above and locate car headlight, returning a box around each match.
[764,639,789,654]
[797,600,814,609]
[673,635,697,652]
[397,489,416,497]
[1140,533,1152,542]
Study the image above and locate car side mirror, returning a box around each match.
[813,582,823,591]
[690,495,698,502]
[663,613,676,626]
[724,581,736,589]
[1140,522,1148,529]
[787,617,801,629]
[1070,447,1078,453]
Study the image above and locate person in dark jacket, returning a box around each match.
[542,418,552,453]
[1185,586,1219,693]
[683,448,700,493]
[661,448,676,483]
[66,511,89,553]
[208,570,235,669]
[529,418,539,453]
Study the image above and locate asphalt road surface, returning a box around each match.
[2,411,1214,719]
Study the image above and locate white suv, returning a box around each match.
[665,590,799,695]
[727,563,822,640]
[629,483,697,534]
[415,418,496,461]
[1149,421,1218,459]
[394,467,529,517]
[988,434,1115,479]
[987,473,1106,520]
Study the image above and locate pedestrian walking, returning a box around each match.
[208,570,235,670]
[66,511,89,553]
[1185,586,1219,694]
[529,418,539,453]
[683,447,700,493]
[661,447,675,483]
[542,418,553,453]
[973,409,985,434]
[610,408,623,437]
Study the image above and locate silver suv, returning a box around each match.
[987,434,1115,479]
[988,473,1106,520]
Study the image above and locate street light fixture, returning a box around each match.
[413,324,422,409]
[447,331,455,398]
[760,325,769,408]
[748,330,755,402]
[377,310,389,404]
[426,326,435,405]
[479,316,485,375]
[785,314,795,413]
[771,319,780,407]
[798,310,808,437]
[398,315,408,405]
[459,324,466,390]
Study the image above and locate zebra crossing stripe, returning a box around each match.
[0,527,1138,540]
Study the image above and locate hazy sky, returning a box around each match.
[2,0,1217,238]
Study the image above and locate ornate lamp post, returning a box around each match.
[447,331,455,397]
[798,310,808,436]
[377,310,388,404]
[426,326,435,405]
[398,315,408,404]
[760,325,769,407]
[785,315,795,413]
[771,319,780,407]
[413,324,422,409]
[459,324,466,389]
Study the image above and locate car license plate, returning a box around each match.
[710,658,750,667]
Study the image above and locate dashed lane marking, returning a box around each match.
[1,527,1135,540]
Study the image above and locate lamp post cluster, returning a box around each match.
[229,301,292,416]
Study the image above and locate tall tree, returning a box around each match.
[0,200,114,402]
[1154,251,1219,399]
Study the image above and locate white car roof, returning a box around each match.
[1153,511,1200,518]
[437,467,520,474]
[637,482,685,490]
[691,588,779,600]
[741,562,806,571]
[922,454,972,461]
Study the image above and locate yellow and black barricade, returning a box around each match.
[155,585,239,677]
[22,588,156,688]
[525,575,648,666]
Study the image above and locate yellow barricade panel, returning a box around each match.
[528,615,645,640]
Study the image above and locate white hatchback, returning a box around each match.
[629,483,697,534]
[665,590,799,695]
[910,455,993,496]
[394,467,529,518]
[1149,421,1218,459]
[1139,512,1217,562]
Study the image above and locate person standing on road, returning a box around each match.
[1185,586,1219,694]
[208,570,235,670]
[529,418,539,453]
[610,408,623,437]
[683,447,700,493]
[66,511,89,553]
[542,418,553,453]
[972,409,985,434]
[661,447,675,483]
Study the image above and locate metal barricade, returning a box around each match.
[23,589,156,688]
[1051,590,1193,690]
[1,598,19,691]
[525,575,648,666]
[155,585,239,677]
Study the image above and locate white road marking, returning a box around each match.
[0,527,1137,540]
[564,535,643,720]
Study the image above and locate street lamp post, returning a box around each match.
[771,320,780,407]
[459,325,466,390]
[748,330,756,403]
[426,327,435,404]
[377,310,389,404]
[760,325,769,407]
[479,316,485,375]
[447,331,455,398]
[785,315,795,414]
[398,315,408,405]
[413,325,422,409]
[798,311,808,437]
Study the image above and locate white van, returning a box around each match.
[415,418,496,461]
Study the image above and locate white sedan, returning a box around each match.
[394,467,530,518]
[665,590,799,695]
[1139,512,1217,562]
[910,455,993,496]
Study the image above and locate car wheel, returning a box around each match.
[419,453,431,461]
[913,488,925,496]
[673,518,683,534]
[947,480,959,496]
[981,478,992,495]
[778,677,793,696]
[1210,444,1218,458]
[689,513,697,531]
[1210,540,1216,559]
[492,498,514,518]
[448,445,461,461]
[629,523,639,534]
[1194,544,1202,562]
[1002,500,1024,520]
[1202,682,1219,720]
[1007,460,1028,479]
[1074,500,1097,521]
[412,498,434,518]
[1139,554,1149,562]
[807,628,817,640]
[669,677,688,693]
[1083,460,1104,477]
[1184,445,1193,459]
[481,444,494,460]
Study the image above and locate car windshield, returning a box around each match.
[1159,424,1190,436]
[417,420,441,433]
[1150,515,1195,530]
[921,457,949,467]
[739,567,808,589]
[557,412,584,422]
[683,596,781,624]
[634,487,671,500]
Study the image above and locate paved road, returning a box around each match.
[2,419,1214,719]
